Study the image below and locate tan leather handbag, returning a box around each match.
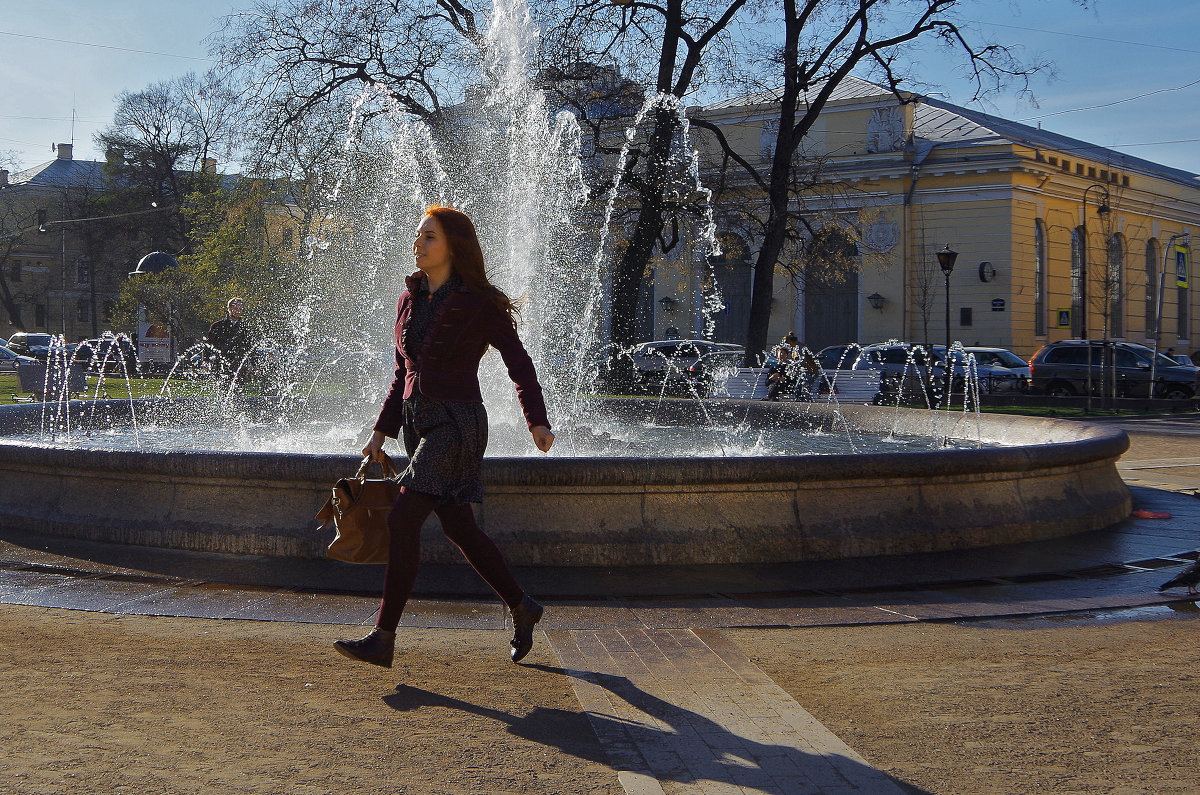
[316,454,402,564]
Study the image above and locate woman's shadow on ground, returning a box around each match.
[383,664,930,795]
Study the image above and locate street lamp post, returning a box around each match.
[936,244,958,406]
[1081,184,1111,411]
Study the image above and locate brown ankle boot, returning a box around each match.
[334,628,395,668]
[509,595,544,663]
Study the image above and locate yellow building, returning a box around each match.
[668,77,1200,360]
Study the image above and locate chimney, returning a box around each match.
[202,158,217,174]
[56,143,73,160]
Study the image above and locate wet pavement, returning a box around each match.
[3,413,1199,795]
[2,481,1197,629]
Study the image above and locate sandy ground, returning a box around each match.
[4,603,1199,794]
[0,605,620,795]
[731,608,1200,794]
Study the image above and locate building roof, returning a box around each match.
[703,75,1200,188]
[9,155,108,191]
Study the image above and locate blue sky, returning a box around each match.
[2,1,1199,174]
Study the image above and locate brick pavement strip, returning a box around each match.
[548,628,905,795]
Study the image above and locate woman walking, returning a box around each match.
[335,205,555,669]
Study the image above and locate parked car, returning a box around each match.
[814,343,863,371]
[630,339,745,386]
[959,347,1031,393]
[686,349,747,390]
[76,336,140,374]
[1029,340,1199,399]
[6,332,57,359]
[852,341,963,403]
[0,345,39,372]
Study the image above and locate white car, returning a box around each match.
[0,345,39,372]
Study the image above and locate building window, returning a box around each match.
[103,299,115,322]
[1034,220,1047,336]
[10,262,20,282]
[1070,227,1085,338]
[1107,233,1124,338]
[76,259,90,286]
[1145,239,1160,336]
[35,304,46,327]
[77,300,90,323]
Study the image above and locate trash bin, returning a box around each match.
[15,362,86,400]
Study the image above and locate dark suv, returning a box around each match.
[1029,340,1198,399]
[6,332,56,359]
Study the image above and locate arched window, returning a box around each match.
[1107,233,1125,338]
[1070,227,1085,338]
[1145,239,1160,337]
[1034,220,1047,336]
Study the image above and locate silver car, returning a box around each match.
[0,345,39,372]
[630,339,745,378]
[959,347,1031,393]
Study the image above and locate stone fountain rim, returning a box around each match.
[0,397,1128,486]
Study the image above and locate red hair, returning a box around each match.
[424,205,518,327]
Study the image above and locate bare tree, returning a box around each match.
[0,202,42,330]
[539,0,750,353]
[210,0,487,146]
[95,77,235,257]
[691,0,1068,362]
[911,223,937,350]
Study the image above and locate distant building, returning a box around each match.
[0,144,111,341]
[0,144,302,345]
[654,76,1200,359]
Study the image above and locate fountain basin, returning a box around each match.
[0,398,1129,566]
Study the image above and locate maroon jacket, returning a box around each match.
[373,272,550,438]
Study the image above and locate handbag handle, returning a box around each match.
[356,452,399,480]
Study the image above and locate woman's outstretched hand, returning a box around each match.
[531,425,555,452]
[362,430,387,462]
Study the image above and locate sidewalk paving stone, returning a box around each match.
[550,628,906,794]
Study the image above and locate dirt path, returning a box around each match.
[6,603,1199,794]
[0,605,620,795]
[730,609,1200,794]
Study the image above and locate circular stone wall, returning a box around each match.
[0,398,1130,566]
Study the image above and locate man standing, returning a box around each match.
[204,297,253,374]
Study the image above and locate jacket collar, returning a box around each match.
[405,270,471,294]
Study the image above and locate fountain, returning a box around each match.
[0,0,1130,569]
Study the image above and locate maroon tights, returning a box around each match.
[376,487,523,632]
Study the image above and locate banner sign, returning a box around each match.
[136,307,172,364]
[1175,245,1190,289]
